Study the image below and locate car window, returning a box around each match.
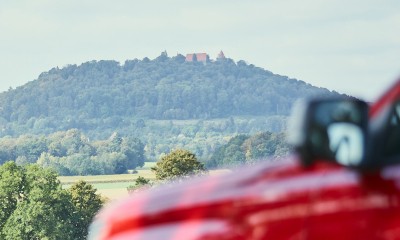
[384,102,400,158]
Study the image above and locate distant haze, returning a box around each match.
[0,0,399,101]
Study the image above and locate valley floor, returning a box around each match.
[59,162,230,201]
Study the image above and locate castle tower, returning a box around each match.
[216,50,226,61]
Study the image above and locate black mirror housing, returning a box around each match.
[288,98,369,167]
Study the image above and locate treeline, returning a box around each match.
[0,129,145,175]
[208,131,291,168]
[0,128,289,175]
[136,116,288,161]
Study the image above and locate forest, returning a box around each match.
[0,52,341,165]
[0,129,145,175]
[0,128,289,175]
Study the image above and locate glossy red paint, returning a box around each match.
[91,80,400,240]
[370,79,400,118]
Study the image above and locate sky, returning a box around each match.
[0,0,399,101]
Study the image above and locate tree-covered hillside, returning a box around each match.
[0,52,338,127]
[0,129,145,175]
[0,52,341,160]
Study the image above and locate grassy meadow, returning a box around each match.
[59,162,157,200]
[59,162,230,201]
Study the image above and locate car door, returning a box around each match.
[308,97,400,239]
[308,165,400,240]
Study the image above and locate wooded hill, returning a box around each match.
[0,52,341,161]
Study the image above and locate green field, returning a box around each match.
[59,162,230,201]
[59,170,156,184]
[59,162,157,200]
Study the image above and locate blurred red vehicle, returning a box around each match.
[89,79,400,240]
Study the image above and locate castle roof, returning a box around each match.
[185,53,208,62]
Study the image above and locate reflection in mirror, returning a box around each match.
[327,123,363,165]
[309,100,367,166]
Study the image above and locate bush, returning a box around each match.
[151,149,207,181]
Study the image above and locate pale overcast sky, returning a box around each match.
[0,0,399,101]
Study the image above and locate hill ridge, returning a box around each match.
[0,53,341,160]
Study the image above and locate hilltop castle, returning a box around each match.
[185,51,226,63]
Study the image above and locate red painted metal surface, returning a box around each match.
[370,79,400,118]
[91,80,400,240]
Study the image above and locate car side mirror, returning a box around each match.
[373,101,400,166]
[288,98,369,167]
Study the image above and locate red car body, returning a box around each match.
[90,80,400,240]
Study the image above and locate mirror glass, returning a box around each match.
[309,101,367,166]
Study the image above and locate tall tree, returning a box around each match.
[0,162,25,238]
[0,162,103,239]
[1,164,76,239]
[69,180,103,240]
